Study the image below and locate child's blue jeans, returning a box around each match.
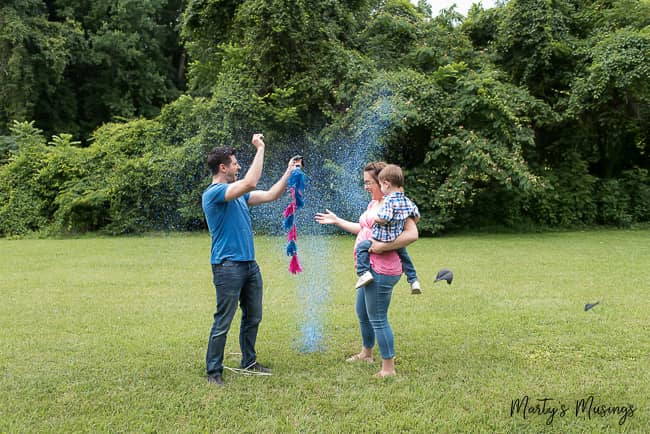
[355,239,418,283]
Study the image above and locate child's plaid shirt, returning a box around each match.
[372,192,419,242]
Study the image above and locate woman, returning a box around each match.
[315,161,418,377]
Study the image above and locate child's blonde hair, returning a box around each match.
[378,164,404,188]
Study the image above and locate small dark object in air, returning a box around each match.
[292,155,304,169]
[434,268,453,285]
[584,301,600,311]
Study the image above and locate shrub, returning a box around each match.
[0,122,50,236]
[596,178,632,227]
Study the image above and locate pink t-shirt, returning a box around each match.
[354,200,402,276]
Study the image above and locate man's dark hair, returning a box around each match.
[292,155,304,169]
[207,146,235,175]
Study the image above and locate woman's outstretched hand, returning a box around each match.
[314,209,338,225]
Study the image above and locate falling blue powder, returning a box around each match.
[293,235,330,353]
[145,85,396,353]
[246,89,395,353]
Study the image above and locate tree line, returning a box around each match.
[1,0,649,237]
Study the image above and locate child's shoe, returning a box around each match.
[355,271,374,289]
[410,281,421,294]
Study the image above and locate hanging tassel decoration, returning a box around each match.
[286,240,297,257]
[283,166,306,274]
[283,202,296,218]
[295,190,304,209]
[287,224,297,242]
[282,213,294,232]
[289,253,303,274]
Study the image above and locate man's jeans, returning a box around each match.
[206,260,263,376]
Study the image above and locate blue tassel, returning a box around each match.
[295,191,304,209]
[286,240,297,256]
[294,174,305,193]
[288,168,302,186]
[288,168,306,193]
[282,214,294,231]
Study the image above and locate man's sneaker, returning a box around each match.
[244,361,271,374]
[355,271,374,289]
[410,281,421,294]
[207,374,224,385]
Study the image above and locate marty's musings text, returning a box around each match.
[510,395,636,426]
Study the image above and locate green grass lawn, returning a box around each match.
[1,230,649,433]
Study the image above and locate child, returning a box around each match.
[355,164,421,294]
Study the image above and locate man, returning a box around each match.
[202,133,298,385]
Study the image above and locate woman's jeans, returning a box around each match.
[355,269,401,359]
[206,260,263,376]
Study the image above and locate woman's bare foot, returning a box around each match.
[378,357,396,376]
[373,370,396,378]
[346,353,374,363]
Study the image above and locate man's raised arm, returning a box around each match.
[224,133,266,201]
[248,156,301,206]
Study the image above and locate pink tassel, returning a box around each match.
[289,254,303,274]
[287,225,297,241]
[283,202,296,218]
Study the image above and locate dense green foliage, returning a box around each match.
[0,0,185,140]
[1,0,649,236]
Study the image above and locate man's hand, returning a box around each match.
[252,133,265,149]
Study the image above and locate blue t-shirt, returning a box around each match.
[202,183,254,264]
